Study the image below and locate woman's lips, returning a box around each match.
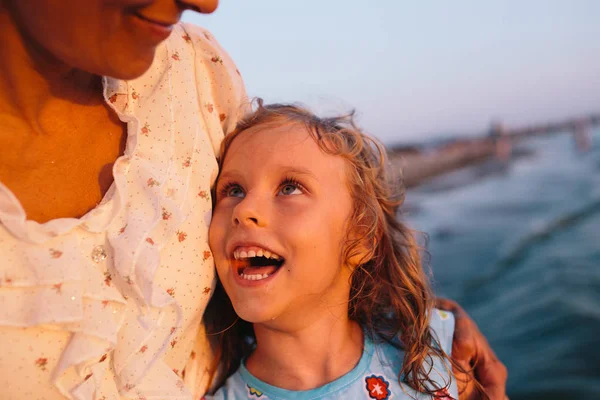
[131,12,176,42]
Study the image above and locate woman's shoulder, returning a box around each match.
[174,22,244,91]
[166,23,248,151]
[176,23,230,59]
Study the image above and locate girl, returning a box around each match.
[205,101,465,399]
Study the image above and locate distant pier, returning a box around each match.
[390,113,600,188]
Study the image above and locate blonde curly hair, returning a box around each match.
[205,99,465,396]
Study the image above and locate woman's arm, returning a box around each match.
[436,299,508,400]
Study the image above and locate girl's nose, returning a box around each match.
[232,196,266,228]
[177,0,219,14]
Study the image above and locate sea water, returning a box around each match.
[405,129,600,399]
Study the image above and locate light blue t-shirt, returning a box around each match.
[207,309,457,400]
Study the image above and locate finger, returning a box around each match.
[436,298,508,398]
[435,298,462,314]
[454,367,476,399]
[469,325,507,399]
[436,298,478,345]
[476,356,508,400]
[442,301,478,362]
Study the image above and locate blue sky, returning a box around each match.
[184,1,600,143]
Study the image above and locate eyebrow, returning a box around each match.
[278,166,318,180]
[218,166,318,182]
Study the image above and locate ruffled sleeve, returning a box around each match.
[0,23,247,400]
[180,23,249,156]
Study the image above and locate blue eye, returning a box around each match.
[227,185,245,198]
[278,181,302,196]
[219,182,245,198]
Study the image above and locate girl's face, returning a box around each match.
[209,123,355,329]
[6,0,218,79]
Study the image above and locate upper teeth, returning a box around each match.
[234,247,281,260]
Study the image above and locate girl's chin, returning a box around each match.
[233,305,279,325]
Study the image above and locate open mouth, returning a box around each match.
[233,247,285,281]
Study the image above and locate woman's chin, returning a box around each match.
[100,49,156,80]
[112,60,154,80]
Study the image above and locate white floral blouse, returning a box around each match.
[0,24,246,400]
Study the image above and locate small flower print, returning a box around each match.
[247,385,263,398]
[147,177,159,187]
[119,224,127,234]
[176,230,187,242]
[205,103,214,113]
[125,276,134,285]
[182,156,192,168]
[182,34,192,43]
[170,326,177,335]
[52,283,63,294]
[131,91,139,100]
[198,190,209,200]
[172,51,180,61]
[104,271,112,287]
[190,351,196,360]
[365,375,390,400]
[434,389,455,399]
[219,113,227,122]
[203,250,211,261]
[99,354,107,363]
[172,368,179,376]
[437,309,450,320]
[84,373,93,381]
[124,383,135,391]
[170,339,178,348]
[139,345,148,353]
[49,248,63,258]
[109,93,118,103]
[162,208,172,220]
[166,288,175,297]
[101,300,109,308]
[35,357,48,371]
[146,237,155,245]
[211,56,223,64]
[203,32,211,41]
[141,122,150,136]
[203,286,211,295]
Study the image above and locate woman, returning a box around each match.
[0,1,506,399]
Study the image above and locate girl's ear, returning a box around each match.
[346,236,376,269]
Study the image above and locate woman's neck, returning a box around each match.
[246,313,364,391]
[0,7,102,131]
